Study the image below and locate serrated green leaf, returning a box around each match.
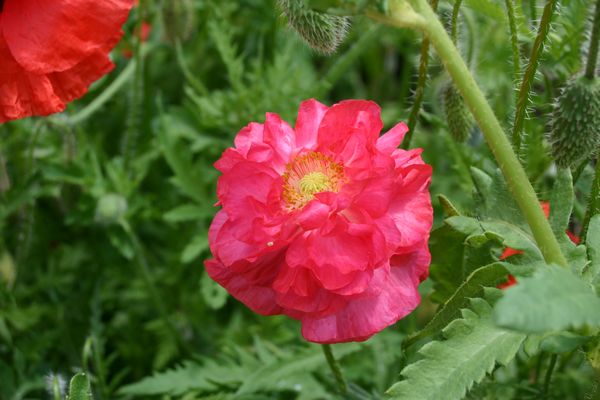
[429,225,498,304]
[67,373,92,400]
[493,265,600,333]
[446,216,542,261]
[236,343,359,395]
[405,263,510,347]
[386,297,525,400]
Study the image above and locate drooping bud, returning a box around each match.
[549,76,600,168]
[443,82,473,143]
[161,0,196,45]
[278,0,350,54]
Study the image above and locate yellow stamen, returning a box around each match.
[282,152,345,210]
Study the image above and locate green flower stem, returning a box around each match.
[505,0,521,103]
[401,0,439,150]
[322,344,348,395]
[450,0,463,44]
[585,0,600,80]
[65,45,153,126]
[511,0,557,153]
[582,158,600,241]
[373,0,567,267]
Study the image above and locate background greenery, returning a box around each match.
[0,0,598,399]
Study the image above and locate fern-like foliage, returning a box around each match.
[118,342,359,398]
[386,294,525,400]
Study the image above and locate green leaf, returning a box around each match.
[446,216,543,261]
[493,265,600,333]
[470,168,524,228]
[181,235,209,263]
[164,204,214,223]
[236,343,359,395]
[405,263,510,347]
[549,168,574,237]
[584,215,600,284]
[429,225,498,304]
[67,373,92,400]
[386,296,525,400]
[540,331,591,354]
[201,271,229,310]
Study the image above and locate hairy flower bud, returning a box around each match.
[278,0,350,54]
[161,0,195,45]
[443,82,473,143]
[549,76,600,168]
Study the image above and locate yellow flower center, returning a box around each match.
[282,152,345,210]
[299,172,331,196]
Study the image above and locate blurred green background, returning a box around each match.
[0,0,597,399]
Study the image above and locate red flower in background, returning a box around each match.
[205,99,433,343]
[498,201,579,288]
[0,0,135,123]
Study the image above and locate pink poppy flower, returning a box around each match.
[205,99,433,343]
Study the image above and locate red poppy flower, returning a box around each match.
[0,0,135,123]
[498,201,579,288]
[205,99,433,343]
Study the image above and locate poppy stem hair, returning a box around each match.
[368,0,568,268]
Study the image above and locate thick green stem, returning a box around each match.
[322,344,348,395]
[512,0,557,153]
[390,0,567,267]
[586,0,600,80]
[401,0,439,150]
[505,0,521,104]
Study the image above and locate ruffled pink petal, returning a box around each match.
[376,122,408,153]
[316,100,383,154]
[384,194,432,249]
[263,113,296,172]
[3,0,135,73]
[295,99,329,149]
[216,161,281,220]
[205,254,285,316]
[300,263,421,343]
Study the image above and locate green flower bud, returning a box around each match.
[443,82,473,143]
[161,0,196,45]
[278,0,350,54]
[549,76,600,168]
[95,193,128,225]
